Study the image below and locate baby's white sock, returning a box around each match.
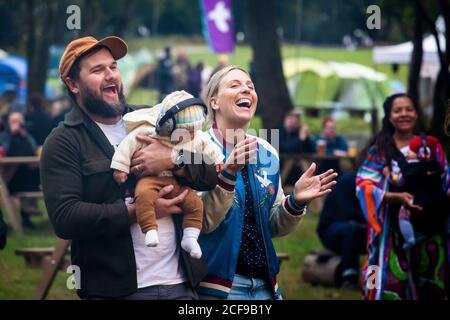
[181,227,202,259]
[145,229,159,247]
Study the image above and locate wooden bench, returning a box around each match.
[12,191,44,216]
[15,247,70,271]
[15,191,44,200]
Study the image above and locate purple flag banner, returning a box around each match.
[200,0,235,53]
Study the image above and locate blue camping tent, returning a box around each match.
[0,55,27,103]
[0,55,55,104]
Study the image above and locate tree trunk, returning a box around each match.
[81,0,102,37]
[244,0,294,130]
[26,1,57,106]
[25,0,37,105]
[408,0,426,131]
[416,0,449,144]
[113,0,135,37]
[430,0,450,143]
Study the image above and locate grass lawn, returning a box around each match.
[0,199,360,300]
[273,210,360,300]
[0,201,77,300]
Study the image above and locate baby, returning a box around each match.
[111,91,224,259]
[398,135,439,249]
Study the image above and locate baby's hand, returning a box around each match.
[113,170,128,185]
[215,163,225,174]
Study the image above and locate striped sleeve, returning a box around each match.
[217,169,236,192]
[282,193,307,215]
[356,147,386,235]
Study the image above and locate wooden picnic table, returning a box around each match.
[0,156,40,233]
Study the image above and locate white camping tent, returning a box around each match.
[372,17,446,118]
[373,33,446,65]
[373,17,446,79]
[373,34,445,79]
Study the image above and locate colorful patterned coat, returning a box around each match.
[356,139,450,300]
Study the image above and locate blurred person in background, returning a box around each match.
[188,62,204,98]
[157,46,174,101]
[172,50,191,92]
[25,93,53,146]
[0,89,25,132]
[313,116,349,174]
[0,112,40,229]
[279,111,314,186]
[317,172,366,289]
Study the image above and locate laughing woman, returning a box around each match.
[197,66,337,300]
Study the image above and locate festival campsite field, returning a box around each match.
[0,39,389,300]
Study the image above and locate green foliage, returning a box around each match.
[126,88,160,106]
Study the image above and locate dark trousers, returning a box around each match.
[85,282,197,300]
[319,222,367,280]
[123,282,197,300]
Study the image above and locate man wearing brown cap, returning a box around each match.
[40,36,219,299]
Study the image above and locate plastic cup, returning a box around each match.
[316,140,326,156]
[348,141,358,157]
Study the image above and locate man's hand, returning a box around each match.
[293,162,338,204]
[223,136,258,175]
[113,170,128,185]
[299,125,309,141]
[215,163,224,174]
[130,135,174,177]
[155,185,187,219]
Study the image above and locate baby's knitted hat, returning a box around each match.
[160,90,206,131]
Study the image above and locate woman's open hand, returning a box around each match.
[223,136,258,175]
[293,162,338,204]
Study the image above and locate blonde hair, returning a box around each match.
[203,66,249,125]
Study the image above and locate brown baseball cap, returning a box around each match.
[59,36,128,81]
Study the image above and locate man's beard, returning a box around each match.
[80,83,126,118]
